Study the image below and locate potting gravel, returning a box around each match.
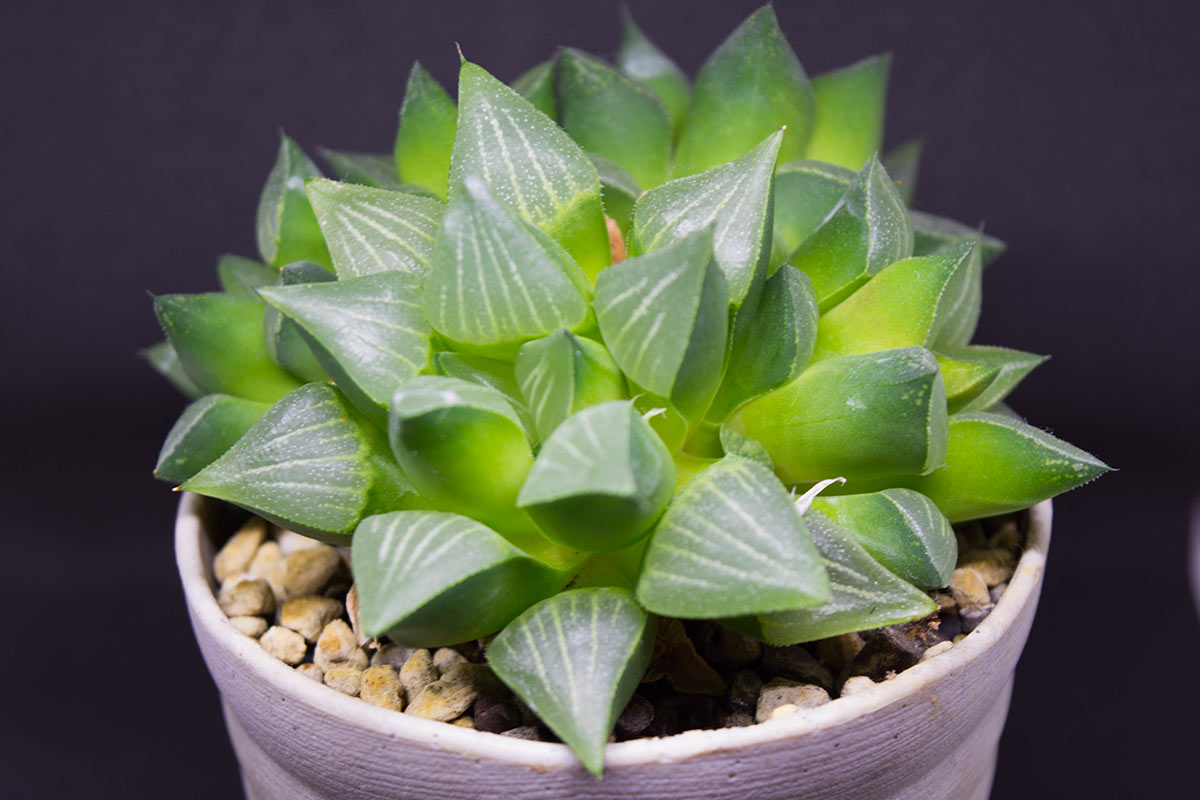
[210,512,1024,740]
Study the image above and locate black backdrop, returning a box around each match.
[3,1,1197,797]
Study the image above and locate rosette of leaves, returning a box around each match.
[148,5,1108,775]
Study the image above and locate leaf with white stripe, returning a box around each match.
[255,134,331,268]
[182,383,419,543]
[514,330,627,440]
[518,402,674,552]
[451,61,610,278]
[813,243,980,360]
[789,155,913,311]
[630,129,783,313]
[594,227,728,425]
[259,271,432,428]
[725,511,937,644]
[636,456,829,618]
[352,511,571,647]
[154,394,269,483]
[424,175,591,359]
[812,489,957,588]
[306,178,442,279]
[434,351,532,428]
[262,261,334,384]
[488,588,655,776]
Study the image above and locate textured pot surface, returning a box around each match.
[177,494,1052,800]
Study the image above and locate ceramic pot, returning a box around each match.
[177,493,1052,800]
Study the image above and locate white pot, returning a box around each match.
[177,493,1051,800]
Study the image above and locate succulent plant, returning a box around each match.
[148,6,1108,774]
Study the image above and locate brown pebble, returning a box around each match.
[500,725,540,740]
[280,596,345,643]
[314,620,368,671]
[932,592,956,612]
[229,615,268,638]
[762,645,834,691]
[959,603,994,634]
[214,519,268,582]
[440,662,507,697]
[728,669,763,712]
[702,625,762,667]
[296,663,324,682]
[433,647,468,674]
[324,665,363,696]
[275,528,322,554]
[989,518,1022,551]
[724,710,755,728]
[406,681,477,721]
[841,629,922,685]
[959,549,1016,587]
[400,649,438,701]
[615,693,654,738]
[474,697,519,734]
[371,644,415,670]
[360,665,404,711]
[756,679,830,723]
[248,541,283,580]
[452,716,475,729]
[270,546,343,602]
[814,633,865,672]
[218,575,275,617]
[949,567,991,609]
[260,626,307,665]
[345,585,369,647]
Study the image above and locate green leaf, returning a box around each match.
[770,160,854,266]
[708,264,818,420]
[423,175,591,358]
[637,456,829,617]
[673,6,814,177]
[389,375,535,534]
[143,340,204,400]
[730,346,948,484]
[937,345,1047,413]
[255,134,331,268]
[154,394,270,483]
[352,511,571,647]
[451,61,610,278]
[514,330,627,440]
[511,58,558,119]
[260,271,433,428]
[616,10,690,137]
[154,293,302,403]
[894,412,1110,522]
[631,130,783,314]
[558,47,672,189]
[518,402,674,552]
[727,511,936,644]
[182,383,418,543]
[805,54,891,171]
[434,351,530,423]
[261,261,334,384]
[594,228,729,425]
[789,155,914,311]
[935,351,1003,414]
[306,178,442,280]
[217,254,277,302]
[590,154,641,235]
[717,426,773,470]
[570,539,649,592]
[487,588,655,776]
[319,149,413,192]
[882,138,922,206]
[394,62,457,200]
[813,243,980,359]
[911,210,1006,267]
[811,489,956,588]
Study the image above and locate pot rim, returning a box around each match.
[177,493,1050,769]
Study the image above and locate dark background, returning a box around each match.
[3,0,1196,797]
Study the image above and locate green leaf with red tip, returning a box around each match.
[518,402,674,552]
[451,61,609,278]
[182,383,419,543]
[154,293,302,404]
[394,63,457,200]
[730,346,948,484]
[726,511,936,644]
[806,54,891,171]
[255,135,331,268]
[674,6,814,177]
[488,588,655,776]
[423,175,591,359]
[558,48,672,189]
[155,394,270,483]
[352,510,573,647]
[260,271,433,428]
[789,155,913,311]
[637,456,830,618]
[305,179,442,280]
[514,330,627,441]
[616,10,690,137]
